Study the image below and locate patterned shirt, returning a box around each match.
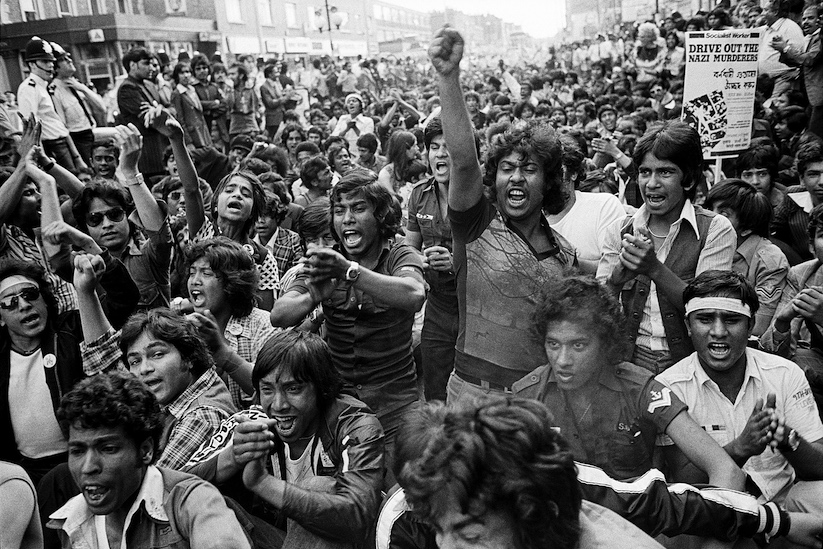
[156,369,236,471]
[193,218,279,294]
[80,328,124,375]
[0,224,78,314]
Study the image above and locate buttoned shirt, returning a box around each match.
[50,78,95,133]
[732,235,788,336]
[514,362,686,479]
[289,243,425,418]
[49,466,251,549]
[657,348,823,500]
[597,200,735,351]
[16,73,69,140]
[407,177,455,295]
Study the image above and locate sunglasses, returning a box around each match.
[168,190,183,200]
[0,286,41,310]
[86,207,126,227]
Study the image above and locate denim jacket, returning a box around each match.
[47,466,250,549]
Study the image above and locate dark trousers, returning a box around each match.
[70,129,95,166]
[420,290,459,402]
[809,105,823,141]
[42,137,77,172]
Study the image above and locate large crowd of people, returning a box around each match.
[2,1,823,547]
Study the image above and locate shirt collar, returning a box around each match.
[165,368,220,419]
[50,466,167,535]
[633,198,698,239]
[735,234,759,267]
[788,190,815,213]
[30,73,49,86]
[691,348,761,389]
[176,83,190,94]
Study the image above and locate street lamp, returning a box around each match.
[319,1,345,54]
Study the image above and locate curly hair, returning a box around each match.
[120,308,214,379]
[185,237,259,318]
[483,119,566,215]
[531,275,630,364]
[57,372,163,460]
[330,171,399,240]
[252,330,342,410]
[0,259,59,323]
[210,170,267,237]
[400,397,582,549]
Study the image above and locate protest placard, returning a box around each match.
[682,30,760,159]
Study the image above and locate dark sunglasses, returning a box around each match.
[0,286,41,310]
[168,190,183,200]
[86,207,126,227]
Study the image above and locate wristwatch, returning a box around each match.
[777,428,800,453]
[345,261,361,282]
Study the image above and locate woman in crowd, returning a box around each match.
[170,62,212,148]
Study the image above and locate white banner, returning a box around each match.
[682,30,760,158]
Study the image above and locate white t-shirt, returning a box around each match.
[548,191,626,273]
[9,349,67,458]
[656,348,823,501]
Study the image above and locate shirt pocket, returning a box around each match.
[608,428,652,478]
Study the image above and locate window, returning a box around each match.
[373,4,381,19]
[58,0,73,15]
[257,0,272,26]
[19,0,38,19]
[285,2,297,28]
[226,0,242,22]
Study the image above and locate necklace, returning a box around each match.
[646,225,669,239]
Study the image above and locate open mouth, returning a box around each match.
[556,371,574,383]
[645,194,666,206]
[273,416,297,435]
[20,313,40,327]
[507,188,527,207]
[226,200,244,211]
[83,485,110,506]
[434,161,449,175]
[707,343,731,360]
[189,290,206,307]
[342,230,362,248]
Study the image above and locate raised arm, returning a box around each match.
[155,114,206,236]
[116,124,165,232]
[73,252,112,343]
[428,26,482,212]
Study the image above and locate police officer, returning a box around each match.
[50,42,105,166]
[16,37,86,172]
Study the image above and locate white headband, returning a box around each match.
[684,296,752,318]
[0,275,37,296]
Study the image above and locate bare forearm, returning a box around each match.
[78,287,112,343]
[49,163,85,199]
[270,291,317,327]
[650,264,688,314]
[354,270,425,312]
[122,171,165,231]
[0,167,26,223]
[439,71,482,210]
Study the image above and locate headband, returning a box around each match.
[0,275,38,295]
[684,296,752,318]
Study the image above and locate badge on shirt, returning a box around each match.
[228,324,243,336]
[43,353,57,369]
[647,387,672,413]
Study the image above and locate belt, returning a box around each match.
[42,136,68,144]
[456,371,511,392]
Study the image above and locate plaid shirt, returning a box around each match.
[255,227,303,278]
[156,369,235,471]
[0,224,78,314]
[80,328,123,375]
[225,308,277,409]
